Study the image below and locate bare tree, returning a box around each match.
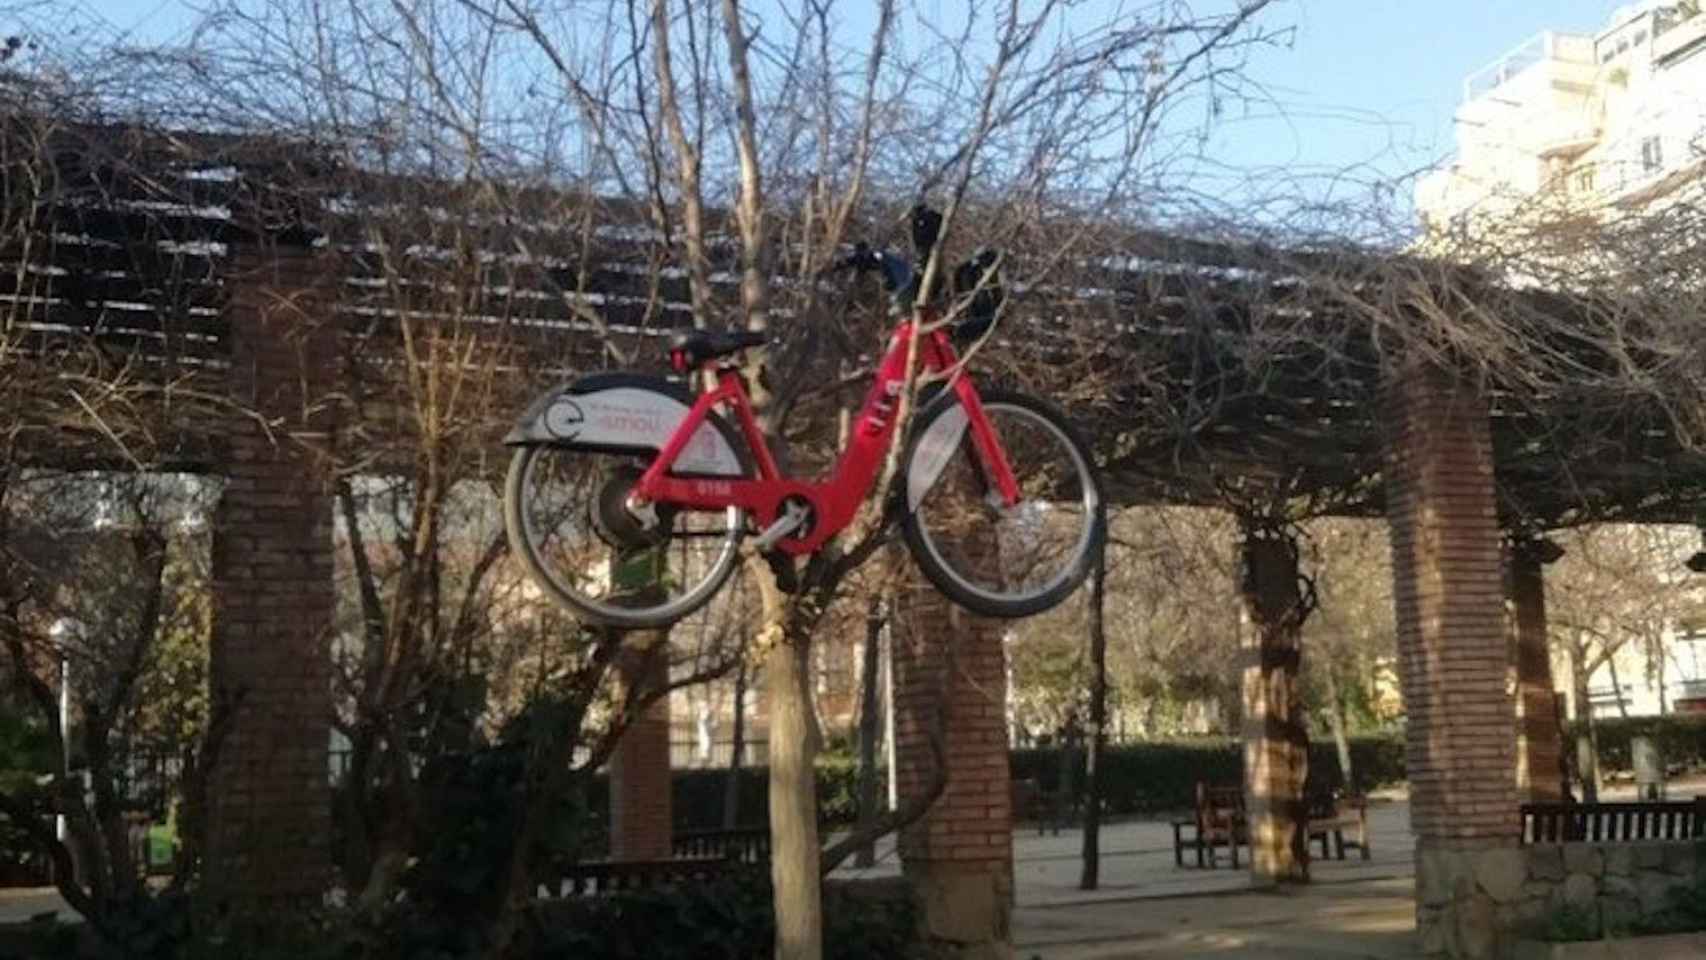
[24,0,1286,953]
[0,55,245,949]
[1545,524,1706,799]
[470,2,1285,954]
[1302,518,1397,785]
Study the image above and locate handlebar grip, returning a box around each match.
[910,205,942,257]
[827,242,875,274]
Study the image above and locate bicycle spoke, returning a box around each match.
[906,394,1099,616]
[506,444,747,628]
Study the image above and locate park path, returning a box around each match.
[828,797,1420,958]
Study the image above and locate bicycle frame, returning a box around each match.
[632,309,1021,556]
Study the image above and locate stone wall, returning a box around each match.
[1419,841,1704,957]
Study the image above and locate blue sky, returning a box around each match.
[1183,1,1620,218]
[73,0,1630,223]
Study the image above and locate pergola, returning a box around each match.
[8,121,1706,960]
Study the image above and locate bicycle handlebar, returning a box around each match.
[829,204,1003,339]
[828,242,915,294]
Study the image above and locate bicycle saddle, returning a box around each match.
[669,328,768,370]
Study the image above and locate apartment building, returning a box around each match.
[1416,6,1706,722]
[1416,1,1706,234]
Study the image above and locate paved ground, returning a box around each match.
[1015,876,1420,960]
[11,777,1697,955]
[12,778,1703,957]
[7,802,1422,959]
[0,885,73,925]
[996,779,1698,959]
[829,797,1422,958]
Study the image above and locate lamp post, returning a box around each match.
[49,619,73,844]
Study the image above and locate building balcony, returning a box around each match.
[1526,116,1601,159]
[1463,31,1596,104]
[1654,10,1706,65]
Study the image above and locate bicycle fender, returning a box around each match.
[906,398,969,513]
[504,373,746,477]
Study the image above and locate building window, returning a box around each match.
[1641,135,1664,173]
[1574,168,1596,194]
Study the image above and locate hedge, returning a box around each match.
[578,731,1408,832]
[579,760,872,836]
[1567,713,1706,773]
[9,875,935,960]
[1010,733,1407,815]
[529,875,934,960]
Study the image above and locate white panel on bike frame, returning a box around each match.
[907,404,969,513]
[521,386,745,477]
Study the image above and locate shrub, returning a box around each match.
[14,876,936,960]
[530,874,933,960]
[1569,714,1706,774]
[577,733,1408,831]
[582,752,885,837]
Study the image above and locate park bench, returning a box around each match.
[1519,797,1706,844]
[1172,783,1247,868]
[1306,791,1371,861]
[671,826,771,863]
[543,856,760,897]
[1011,777,1070,836]
[542,828,773,897]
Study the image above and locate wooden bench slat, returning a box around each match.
[1519,799,1706,846]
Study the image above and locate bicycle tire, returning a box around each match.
[504,392,754,630]
[900,389,1104,618]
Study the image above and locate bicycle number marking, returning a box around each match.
[907,404,968,512]
[861,379,904,437]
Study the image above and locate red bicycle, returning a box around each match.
[503,208,1104,628]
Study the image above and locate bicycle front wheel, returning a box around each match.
[504,444,748,630]
[900,390,1104,618]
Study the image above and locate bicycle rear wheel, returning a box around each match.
[504,444,748,629]
[900,389,1103,618]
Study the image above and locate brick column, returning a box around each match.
[894,584,1012,960]
[609,635,673,860]
[1384,364,1522,959]
[1510,543,1564,804]
[204,244,337,904]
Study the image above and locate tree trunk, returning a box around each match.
[1239,524,1311,885]
[855,598,884,868]
[1570,644,1600,802]
[723,660,748,830]
[1079,547,1107,890]
[1657,649,1668,715]
[1323,666,1354,789]
[1607,655,1630,720]
[765,620,822,960]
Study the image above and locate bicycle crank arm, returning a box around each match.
[752,501,811,552]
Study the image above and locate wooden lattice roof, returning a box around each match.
[7,122,1706,531]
